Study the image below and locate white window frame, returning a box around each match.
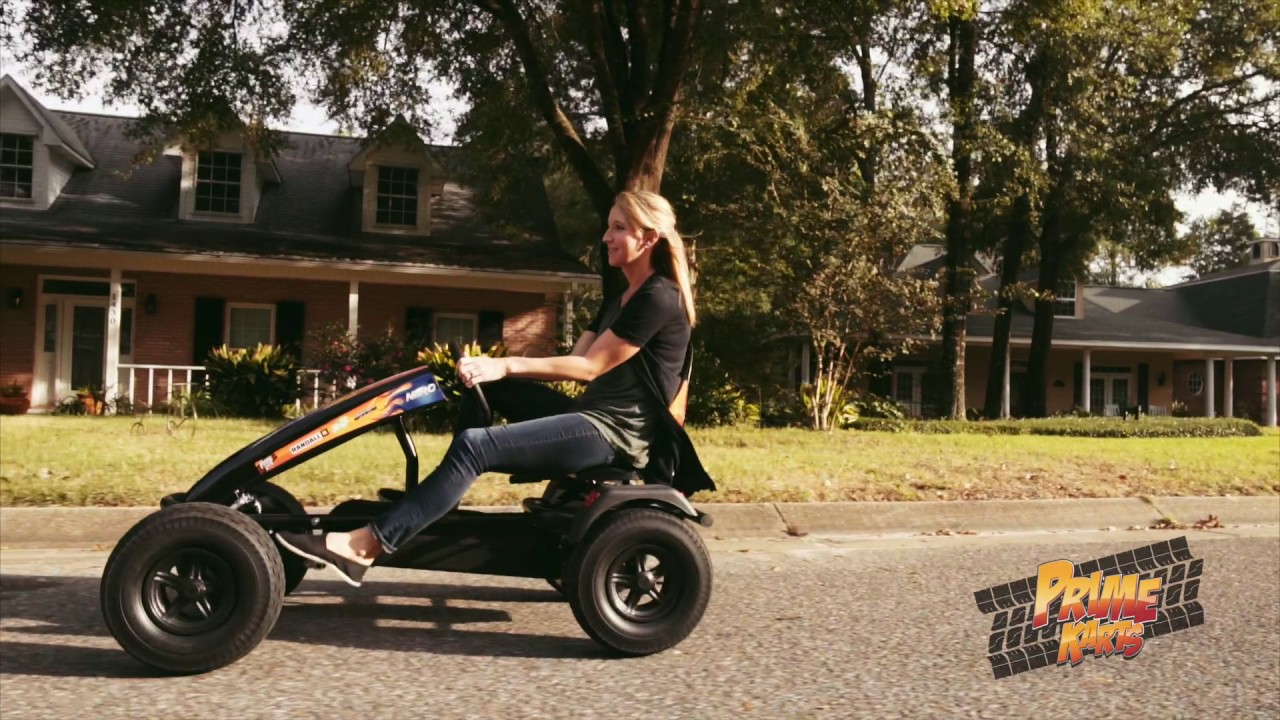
[433,313,478,345]
[892,367,925,418]
[1053,280,1078,319]
[0,132,35,201]
[374,165,421,227]
[1090,371,1133,414]
[194,150,244,215]
[224,303,276,349]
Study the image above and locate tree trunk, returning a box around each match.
[982,193,1032,418]
[1023,178,1066,418]
[940,14,978,420]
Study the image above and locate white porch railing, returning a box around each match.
[118,364,332,414]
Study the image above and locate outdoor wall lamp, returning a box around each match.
[1052,379,1065,388]
[1157,371,1167,387]
[8,288,21,309]
[144,293,158,315]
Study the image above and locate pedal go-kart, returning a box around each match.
[99,366,714,673]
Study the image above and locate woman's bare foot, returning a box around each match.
[325,527,382,565]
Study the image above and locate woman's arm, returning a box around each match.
[459,331,640,386]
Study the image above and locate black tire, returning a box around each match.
[100,503,285,674]
[565,508,712,656]
[238,482,310,595]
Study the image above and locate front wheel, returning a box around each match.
[565,508,712,656]
[237,482,310,595]
[100,503,285,674]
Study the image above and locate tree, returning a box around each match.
[16,0,707,231]
[666,0,949,429]
[1181,209,1260,280]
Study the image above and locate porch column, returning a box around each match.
[1204,358,1215,418]
[800,343,811,386]
[1001,343,1011,419]
[347,281,359,339]
[105,268,122,414]
[1082,349,1092,413]
[1267,355,1277,428]
[1224,358,1234,418]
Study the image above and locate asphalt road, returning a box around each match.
[1,528,1276,719]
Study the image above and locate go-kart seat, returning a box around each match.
[375,462,640,504]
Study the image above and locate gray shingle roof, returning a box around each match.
[967,262,1280,350]
[0,112,594,278]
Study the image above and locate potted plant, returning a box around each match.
[75,385,106,416]
[0,383,30,415]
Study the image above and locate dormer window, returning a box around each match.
[195,151,243,214]
[0,133,34,199]
[1053,280,1078,318]
[376,166,419,226]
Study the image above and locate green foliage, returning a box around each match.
[204,344,301,418]
[851,393,907,420]
[310,323,415,393]
[413,341,508,431]
[686,345,758,428]
[1180,209,1260,280]
[849,417,1261,438]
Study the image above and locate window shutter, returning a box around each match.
[478,311,504,350]
[1073,361,1083,409]
[405,307,434,349]
[1137,363,1149,412]
[276,301,306,358]
[193,297,226,364]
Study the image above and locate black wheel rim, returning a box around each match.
[604,544,680,623]
[142,548,237,636]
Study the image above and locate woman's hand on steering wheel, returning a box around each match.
[457,355,508,388]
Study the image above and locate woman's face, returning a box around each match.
[603,205,654,268]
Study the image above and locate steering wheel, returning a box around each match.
[467,380,493,426]
[450,341,493,426]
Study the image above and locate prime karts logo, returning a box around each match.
[973,536,1204,678]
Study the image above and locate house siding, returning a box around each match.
[962,346,1176,416]
[0,263,40,392]
[0,264,565,410]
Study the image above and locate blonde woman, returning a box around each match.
[278,191,713,586]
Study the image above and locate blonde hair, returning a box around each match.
[612,190,697,326]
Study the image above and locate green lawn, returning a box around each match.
[0,416,1276,506]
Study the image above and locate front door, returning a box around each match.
[69,305,107,392]
[33,277,135,409]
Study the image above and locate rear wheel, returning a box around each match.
[565,508,712,656]
[100,503,284,674]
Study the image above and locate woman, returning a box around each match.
[277,190,699,586]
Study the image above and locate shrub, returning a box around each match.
[204,344,301,418]
[686,346,758,427]
[310,323,415,393]
[850,392,906,420]
[847,416,1261,438]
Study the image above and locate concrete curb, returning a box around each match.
[2,496,1276,549]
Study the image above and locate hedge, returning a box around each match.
[847,416,1263,438]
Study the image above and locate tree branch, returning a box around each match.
[625,0,653,106]
[474,0,615,216]
[586,0,629,162]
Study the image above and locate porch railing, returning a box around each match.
[117,364,332,414]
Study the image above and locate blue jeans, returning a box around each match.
[369,381,616,553]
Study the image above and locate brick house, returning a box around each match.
[879,243,1280,424]
[0,75,595,412]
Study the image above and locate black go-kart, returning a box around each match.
[99,366,714,674]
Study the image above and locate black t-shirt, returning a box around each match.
[576,274,690,466]
[585,274,690,403]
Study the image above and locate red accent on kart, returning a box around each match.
[584,490,601,508]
